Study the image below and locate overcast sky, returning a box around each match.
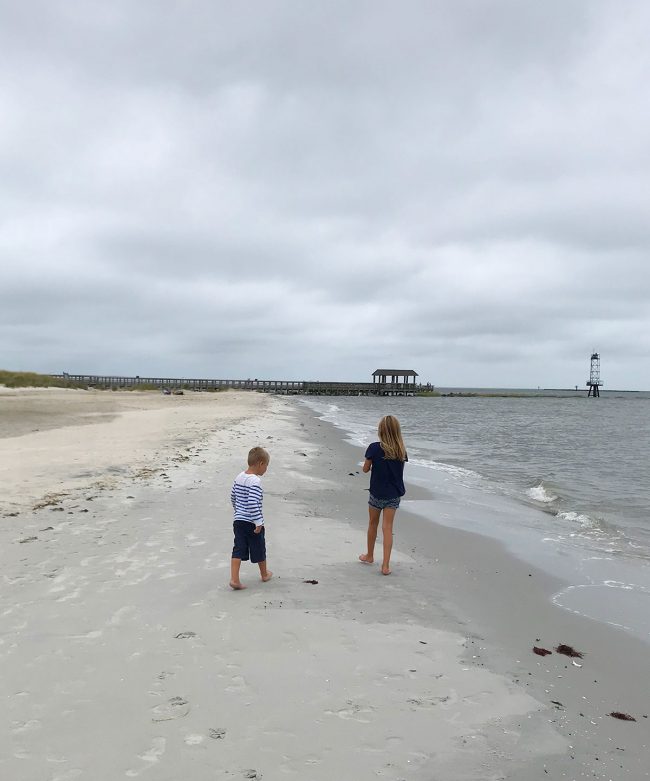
[1,1,649,388]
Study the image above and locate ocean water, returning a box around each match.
[300,391,650,644]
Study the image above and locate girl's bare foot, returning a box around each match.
[261,571,273,582]
[381,565,391,576]
[229,581,246,590]
[359,554,374,564]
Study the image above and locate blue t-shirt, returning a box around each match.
[365,441,407,499]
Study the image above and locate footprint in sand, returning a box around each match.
[109,605,136,626]
[406,695,451,708]
[325,702,374,723]
[11,719,41,734]
[51,771,83,781]
[209,727,226,739]
[125,737,166,777]
[151,697,190,722]
[225,675,248,693]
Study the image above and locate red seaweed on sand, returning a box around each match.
[609,711,636,721]
[555,644,584,658]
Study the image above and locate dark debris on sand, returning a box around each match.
[609,711,636,721]
[555,644,584,658]
[533,646,552,656]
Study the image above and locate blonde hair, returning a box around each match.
[247,446,270,466]
[378,415,406,461]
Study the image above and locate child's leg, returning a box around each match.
[250,526,271,582]
[359,506,381,563]
[230,558,246,590]
[258,560,273,582]
[381,507,397,575]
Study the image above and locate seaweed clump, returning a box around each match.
[555,644,584,658]
[609,712,636,722]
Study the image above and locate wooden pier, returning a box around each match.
[51,373,430,396]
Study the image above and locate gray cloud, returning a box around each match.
[1,0,649,388]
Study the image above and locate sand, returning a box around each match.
[1,388,648,779]
[0,387,267,515]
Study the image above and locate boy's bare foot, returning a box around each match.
[229,581,246,590]
[381,565,391,575]
[358,554,374,564]
[261,571,273,582]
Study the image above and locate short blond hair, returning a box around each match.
[247,446,270,466]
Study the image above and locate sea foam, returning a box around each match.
[527,483,558,503]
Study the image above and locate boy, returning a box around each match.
[229,446,273,590]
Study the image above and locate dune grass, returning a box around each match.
[0,371,229,393]
[0,370,89,389]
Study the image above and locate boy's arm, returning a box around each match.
[230,482,236,509]
[253,484,264,533]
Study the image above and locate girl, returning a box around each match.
[359,415,407,575]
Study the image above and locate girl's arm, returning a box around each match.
[362,458,372,473]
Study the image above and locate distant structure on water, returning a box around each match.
[586,352,603,397]
[50,369,426,396]
[372,369,419,387]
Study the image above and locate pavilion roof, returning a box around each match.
[372,369,419,376]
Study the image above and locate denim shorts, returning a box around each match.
[368,493,401,510]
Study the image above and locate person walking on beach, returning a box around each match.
[359,415,407,575]
[229,446,273,590]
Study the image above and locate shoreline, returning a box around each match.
[1,391,648,778]
[296,400,650,778]
[298,393,650,649]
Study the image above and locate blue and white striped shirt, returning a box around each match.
[231,471,264,525]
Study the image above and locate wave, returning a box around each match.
[409,456,483,483]
[549,509,650,561]
[527,483,558,503]
[299,398,374,448]
[556,510,600,529]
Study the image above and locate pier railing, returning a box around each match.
[51,375,428,396]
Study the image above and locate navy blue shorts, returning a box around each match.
[368,493,401,510]
[232,521,266,563]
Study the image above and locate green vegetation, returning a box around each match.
[416,390,441,397]
[0,370,88,389]
[0,371,230,393]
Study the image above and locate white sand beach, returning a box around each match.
[1,388,647,779]
[0,387,268,515]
